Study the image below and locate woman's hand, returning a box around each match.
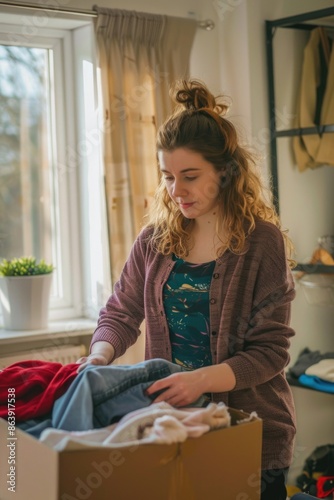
[76,353,109,372]
[76,341,115,373]
[146,363,236,406]
[146,370,205,407]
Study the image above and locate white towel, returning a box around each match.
[305,359,334,382]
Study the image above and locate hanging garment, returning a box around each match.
[293,27,334,171]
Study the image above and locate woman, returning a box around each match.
[77,80,296,500]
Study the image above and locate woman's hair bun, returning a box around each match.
[172,79,228,116]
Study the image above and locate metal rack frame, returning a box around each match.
[265,7,334,273]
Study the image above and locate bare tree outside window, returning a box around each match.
[0,45,54,262]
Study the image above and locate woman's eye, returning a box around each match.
[163,176,197,182]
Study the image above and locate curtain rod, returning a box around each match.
[0,1,215,30]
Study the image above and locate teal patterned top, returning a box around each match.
[163,255,215,370]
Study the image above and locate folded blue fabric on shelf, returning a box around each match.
[298,374,334,394]
[291,494,319,499]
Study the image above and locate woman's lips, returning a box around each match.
[179,202,194,209]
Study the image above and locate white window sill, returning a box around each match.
[0,318,96,345]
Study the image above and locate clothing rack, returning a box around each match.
[266,6,334,210]
[265,7,334,274]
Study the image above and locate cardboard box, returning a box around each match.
[0,408,262,500]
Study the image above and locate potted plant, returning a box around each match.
[0,256,54,330]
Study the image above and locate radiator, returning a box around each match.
[0,344,86,369]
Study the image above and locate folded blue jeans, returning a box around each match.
[51,358,207,432]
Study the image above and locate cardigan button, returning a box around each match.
[213,273,220,279]
[211,331,217,336]
[210,298,216,304]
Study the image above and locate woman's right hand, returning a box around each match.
[76,353,109,372]
[75,341,115,372]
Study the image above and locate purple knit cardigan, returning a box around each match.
[91,219,296,469]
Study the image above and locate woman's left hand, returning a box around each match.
[146,370,204,407]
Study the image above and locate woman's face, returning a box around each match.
[158,148,221,220]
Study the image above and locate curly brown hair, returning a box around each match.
[145,79,295,265]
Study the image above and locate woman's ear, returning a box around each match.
[220,160,239,188]
[219,168,228,188]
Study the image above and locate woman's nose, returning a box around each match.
[172,179,187,197]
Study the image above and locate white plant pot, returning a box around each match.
[0,274,53,330]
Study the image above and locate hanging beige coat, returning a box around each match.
[293,27,334,171]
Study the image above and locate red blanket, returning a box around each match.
[0,360,78,421]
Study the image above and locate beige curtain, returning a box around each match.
[94,7,196,363]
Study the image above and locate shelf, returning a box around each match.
[275,124,334,138]
[267,7,334,28]
[287,374,334,395]
[294,264,334,274]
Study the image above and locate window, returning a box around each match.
[0,45,52,259]
[0,10,110,324]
